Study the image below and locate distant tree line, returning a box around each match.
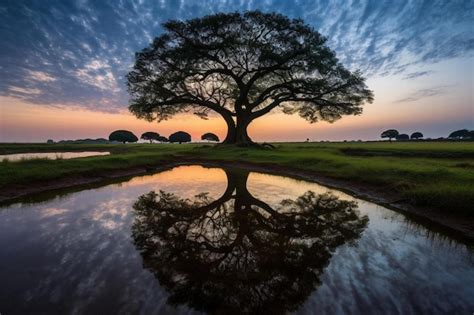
[380,129,474,142]
[103,130,222,144]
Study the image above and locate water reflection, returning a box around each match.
[0,151,110,161]
[132,168,368,314]
[0,165,472,314]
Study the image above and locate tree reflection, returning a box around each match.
[131,168,368,314]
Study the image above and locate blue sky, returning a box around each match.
[0,0,473,141]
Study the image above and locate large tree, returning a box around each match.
[127,11,373,146]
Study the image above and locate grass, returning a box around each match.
[1,141,473,216]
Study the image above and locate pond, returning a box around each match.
[0,165,472,314]
[0,151,110,161]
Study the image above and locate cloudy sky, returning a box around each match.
[0,0,473,142]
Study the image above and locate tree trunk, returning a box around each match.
[222,114,254,146]
[222,120,236,144]
[235,117,253,146]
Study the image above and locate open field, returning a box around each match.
[1,142,473,217]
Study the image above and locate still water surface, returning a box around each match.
[0,151,110,161]
[0,165,472,314]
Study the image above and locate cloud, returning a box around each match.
[0,0,472,113]
[395,86,449,103]
[75,59,120,92]
[27,70,56,82]
[8,86,42,95]
[402,71,435,80]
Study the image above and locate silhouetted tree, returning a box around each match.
[410,132,423,140]
[396,133,409,141]
[157,136,169,142]
[468,130,474,139]
[46,139,54,144]
[109,130,138,143]
[169,131,191,144]
[201,132,220,142]
[132,168,368,314]
[141,131,160,143]
[127,11,373,146]
[381,129,399,142]
[449,129,469,139]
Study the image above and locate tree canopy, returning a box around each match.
[141,131,160,143]
[109,130,138,143]
[381,129,398,141]
[449,129,470,139]
[132,168,367,313]
[157,135,169,142]
[410,132,423,139]
[201,132,220,142]
[169,131,191,143]
[127,11,373,145]
[396,133,409,141]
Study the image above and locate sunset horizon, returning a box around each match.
[1,0,472,142]
[1,2,473,314]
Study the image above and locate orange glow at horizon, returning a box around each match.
[1,55,472,146]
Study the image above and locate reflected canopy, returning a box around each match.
[132,168,368,314]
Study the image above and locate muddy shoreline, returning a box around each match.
[1,159,473,241]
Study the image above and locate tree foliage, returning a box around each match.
[201,132,220,142]
[109,130,138,143]
[381,129,399,141]
[141,131,160,143]
[396,133,409,141]
[410,132,423,139]
[127,11,373,145]
[169,131,191,143]
[157,136,169,142]
[449,129,470,139]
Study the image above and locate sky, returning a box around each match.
[0,0,473,142]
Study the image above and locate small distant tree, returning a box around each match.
[157,136,169,142]
[46,139,54,144]
[381,129,399,142]
[449,129,469,139]
[201,133,220,142]
[169,131,191,144]
[396,134,409,141]
[410,132,423,140]
[468,130,474,139]
[109,130,138,143]
[141,131,160,143]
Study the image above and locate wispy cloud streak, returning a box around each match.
[395,86,450,103]
[0,0,472,111]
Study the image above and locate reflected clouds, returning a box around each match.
[131,168,368,313]
[0,165,472,314]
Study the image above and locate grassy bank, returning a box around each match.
[1,142,473,216]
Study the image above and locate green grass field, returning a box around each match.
[1,142,473,216]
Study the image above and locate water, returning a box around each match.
[0,165,472,314]
[0,151,110,161]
